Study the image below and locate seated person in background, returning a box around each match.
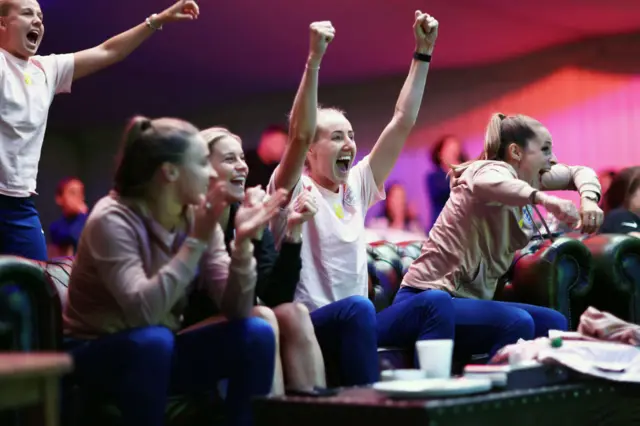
[63,116,286,426]
[402,113,602,359]
[425,134,467,230]
[244,124,288,188]
[599,166,640,237]
[48,177,88,257]
[199,126,326,395]
[367,182,426,242]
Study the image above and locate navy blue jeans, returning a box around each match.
[309,295,379,386]
[377,288,456,366]
[0,195,47,261]
[392,287,568,360]
[65,318,275,426]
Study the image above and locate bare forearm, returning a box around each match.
[290,57,321,144]
[368,52,432,186]
[73,21,155,80]
[101,22,155,62]
[393,52,431,128]
[274,58,319,191]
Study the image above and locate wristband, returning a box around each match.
[413,52,432,62]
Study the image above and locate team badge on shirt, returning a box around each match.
[24,73,32,85]
[333,203,345,219]
[343,184,356,207]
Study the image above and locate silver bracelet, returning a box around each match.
[145,14,163,31]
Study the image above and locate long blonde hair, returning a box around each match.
[451,113,541,175]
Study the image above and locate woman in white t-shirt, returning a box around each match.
[0,0,199,262]
[268,13,454,380]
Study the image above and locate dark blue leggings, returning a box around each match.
[0,195,47,261]
[390,287,568,360]
[65,317,275,426]
[309,295,379,386]
[377,289,455,366]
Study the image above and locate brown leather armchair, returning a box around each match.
[580,234,640,324]
[494,236,594,330]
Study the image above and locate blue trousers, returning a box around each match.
[65,318,275,426]
[0,195,47,261]
[391,286,568,360]
[309,295,379,386]
[377,288,455,365]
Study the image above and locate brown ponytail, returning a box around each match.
[451,113,539,175]
[481,113,506,160]
[114,116,200,198]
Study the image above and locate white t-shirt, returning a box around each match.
[0,48,74,197]
[268,155,385,311]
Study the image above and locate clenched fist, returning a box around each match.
[413,11,438,54]
[308,21,335,64]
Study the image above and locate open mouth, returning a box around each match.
[335,155,352,174]
[26,30,39,46]
[229,176,246,187]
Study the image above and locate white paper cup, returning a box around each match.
[416,339,454,379]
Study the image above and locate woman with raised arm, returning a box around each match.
[401,113,603,358]
[268,12,458,379]
[63,117,286,426]
[0,0,200,261]
[197,126,326,395]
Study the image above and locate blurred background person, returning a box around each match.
[48,177,88,258]
[425,135,467,230]
[367,182,426,243]
[600,166,640,237]
[244,124,288,188]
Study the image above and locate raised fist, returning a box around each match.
[309,21,335,61]
[413,11,438,53]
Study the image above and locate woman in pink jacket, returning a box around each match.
[401,113,604,358]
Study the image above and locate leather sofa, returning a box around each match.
[581,234,640,324]
[1,233,639,424]
[368,237,594,330]
[3,234,637,353]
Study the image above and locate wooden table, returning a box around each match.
[254,381,640,426]
[0,353,73,426]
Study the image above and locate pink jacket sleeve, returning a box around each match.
[86,211,207,327]
[539,164,601,198]
[471,163,536,207]
[199,225,257,319]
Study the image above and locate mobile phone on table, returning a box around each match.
[286,387,340,398]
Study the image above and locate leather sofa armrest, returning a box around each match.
[367,243,404,312]
[500,237,593,330]
[581,234,640,323]
[0,256,63,350]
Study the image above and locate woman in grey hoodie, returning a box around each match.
[400,113,603,358]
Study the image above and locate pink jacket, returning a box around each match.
[63,195,257,339]
[402,160,600,300]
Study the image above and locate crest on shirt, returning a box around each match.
[343,184,356,207]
